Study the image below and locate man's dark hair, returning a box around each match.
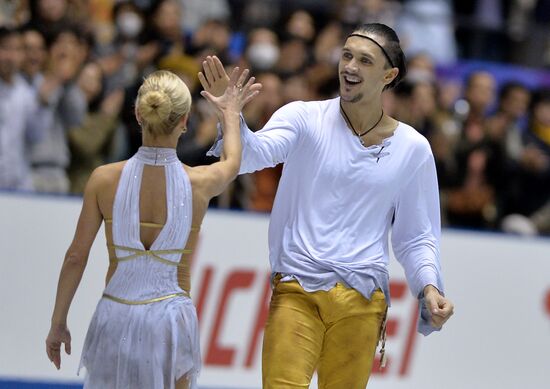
[349,23,407,90]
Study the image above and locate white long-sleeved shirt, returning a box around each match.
[209,97,444,334]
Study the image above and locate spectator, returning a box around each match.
[276,36,311,77]
[0,27,52,191]
[406,52,436,82]
[244,28,280,73]
[394,79,439,138]
[501,88,550,236]
[29,26,88,193]
[444,71,501,229]
[26,0,77,42]
[313,21,344,66]
[144,0,185,61]
[515,89,550,216]
[96,1,148,91]
[486,82,531,162]
[188,19,232,63]
[485,82,531,217]
[0,0,548,236]
[282,73,315,102]
[456,71,496,145]
[67,62,124,194]
[284,9,316,43]
[20,27,48,88]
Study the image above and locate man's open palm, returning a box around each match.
[199,55,230,97]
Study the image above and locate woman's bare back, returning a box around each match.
[93,161,212,286]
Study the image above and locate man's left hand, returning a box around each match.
[423,285,454,329]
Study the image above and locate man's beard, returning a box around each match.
[341,91,363,103]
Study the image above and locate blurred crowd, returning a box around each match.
[0,0,549,236]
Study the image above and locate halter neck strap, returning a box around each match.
[135,146,179,166]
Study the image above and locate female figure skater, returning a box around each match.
[46,67,261,388]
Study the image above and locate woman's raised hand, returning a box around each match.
[200,65,262,115]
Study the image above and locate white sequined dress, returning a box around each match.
[79,147,200,388]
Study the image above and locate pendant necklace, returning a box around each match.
[340,102,384,146]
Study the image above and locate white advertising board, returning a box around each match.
[1,192,549,388]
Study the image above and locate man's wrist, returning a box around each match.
[423,284,441,297]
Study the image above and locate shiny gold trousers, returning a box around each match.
[262,278,387,389]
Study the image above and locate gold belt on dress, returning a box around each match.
[102,291,188,305]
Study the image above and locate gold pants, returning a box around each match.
[262,278,387,389]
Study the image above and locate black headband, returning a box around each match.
[347,33,395,68]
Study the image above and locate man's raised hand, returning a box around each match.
[198,56,230,98]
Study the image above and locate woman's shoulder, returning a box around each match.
[182,164,208,185]
[94,161,127,176]
[88,161,127,190]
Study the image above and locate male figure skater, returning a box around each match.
[200,23,454,389]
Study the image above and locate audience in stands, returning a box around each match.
[0,0,549,236]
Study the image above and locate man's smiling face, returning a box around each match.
[338,35,394,103]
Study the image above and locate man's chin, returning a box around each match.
[340,93,362,103]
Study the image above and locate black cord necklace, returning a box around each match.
[340,102,384,146]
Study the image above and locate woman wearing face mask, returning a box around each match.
[97,2,151,91]
[245,28,281,72]
[115,4,144,41]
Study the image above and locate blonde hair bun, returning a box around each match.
[136,70,192,137]
[139,90,172,126]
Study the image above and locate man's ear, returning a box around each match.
[384,67,399,86]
